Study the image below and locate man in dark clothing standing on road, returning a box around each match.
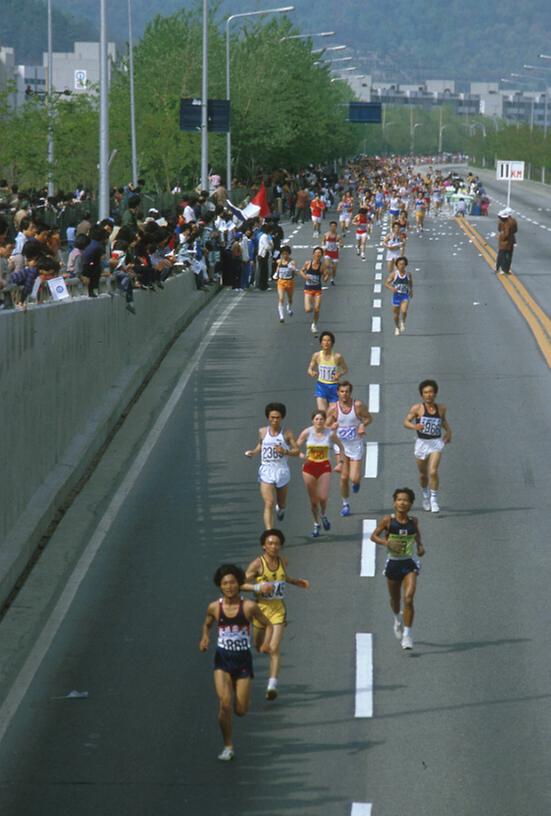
[496,207,518,275]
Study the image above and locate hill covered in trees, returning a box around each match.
[3,0,550,83]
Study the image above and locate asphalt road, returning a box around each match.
[0,202,550,816]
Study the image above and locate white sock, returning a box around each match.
[278,304,285,320]
[423,487,430,498]
[430,490,438,499]
[342,499,349,506]
[267,677,278,690]
[403,626,412,637]
[394,613,402,624]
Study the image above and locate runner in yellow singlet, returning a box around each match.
[307,330,348,411]
[243,529,309,700]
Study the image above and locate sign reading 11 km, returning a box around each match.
[496,159,525,207]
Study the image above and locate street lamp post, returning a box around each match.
[128,0,138,186]
[225,6,294,191]
[200,0,209,192]
[98,0,109,220]
[47,0,54,197]
[411,122,421,154]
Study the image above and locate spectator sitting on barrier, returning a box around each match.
[46,227,66,274]
[67,233,90,283]
[150,228,175,283]
[111,238,136,314]
[81,225,107,298]
[134,234,160,290]
[9,241,43,308]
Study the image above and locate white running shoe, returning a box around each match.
[275,505,285,521]
[430,497,440,513]
[218,747,235,761]
[401,633,413,650]
[393,619,403,640]
[399,320,405,333]
[422,496,431,512]
[286,306,293,316]
[394,327,400,336]
[311,322,318,335]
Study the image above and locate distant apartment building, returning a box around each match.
[1,41,117,108]
[348,75,550,128]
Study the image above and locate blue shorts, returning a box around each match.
[392,292,409,306]
[384,558,420,582]
[315,381,338,403]
[214,648,254,680]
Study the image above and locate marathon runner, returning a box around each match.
[273,244,296,323]
[243,529,309,701]
[199,563,273,760]
[326,381,372,517]
[383,221,404,274]
[296,410,345,537]
[245,402,299,528]
[403,380,452,513]
[337,191,354,234]
[310,193,326,239]
[323,220,343,285]
[370,487,425,651]
[414,194,426,233]
[300,247,330,335]
[384,256,413,336]
[352,207,369,261]
[307,330,349,411]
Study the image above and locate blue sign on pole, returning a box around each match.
[348,102,382,124]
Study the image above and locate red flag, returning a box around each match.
[250,182,271,218]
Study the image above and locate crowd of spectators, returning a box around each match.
[0,166,342,313]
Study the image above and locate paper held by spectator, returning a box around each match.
[47,276,70,301]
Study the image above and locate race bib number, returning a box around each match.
[263,445,284,462]
[338,427,357,441]
[219,635,249,651]
[420,417,441,437]
[308,446,328,462]
[262,581,286,600]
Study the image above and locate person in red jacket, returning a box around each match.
[310,193,326,239]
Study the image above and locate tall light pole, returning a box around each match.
[200,0,209,191]
[225,6,294,191]
[47,0,54,197]
[127,0,138,186]
[411,122,422,154]
[98,0,110,219]
[281,31,334,40]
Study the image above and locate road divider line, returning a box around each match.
[351,804,372,816]
[371,316,381,333]
[375,272,382,281]
[364,442,379,478]
[355,633,373,718]
[375,262,382,270]
[373,283,381,293]
[373,298,381,309]
[370,346,381,366]
[368,383,380,413]
[361,520,377,577]
[0,292,245,746]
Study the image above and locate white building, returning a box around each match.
[44,41,117,95]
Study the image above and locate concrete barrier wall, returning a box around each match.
[0,272,218,604]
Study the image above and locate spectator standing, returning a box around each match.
[257,224,273,291]
[76,211,92,236]
[294,187,309,224]
[81,225,107,297]
[496,208,518,275]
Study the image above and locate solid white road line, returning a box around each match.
[373,283,381,293]
[373,298,381,309]
[0,293,245,746]
[355,633,373,718]
[371,316,381,333]
[351,804,373,816]
[364,441,379,478]
[370,346,381,366]
[368,383,380,413]
[361,519,377,577]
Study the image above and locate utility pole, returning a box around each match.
[200,0,209,191]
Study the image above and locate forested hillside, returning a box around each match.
[3,0,551,82]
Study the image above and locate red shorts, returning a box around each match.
[303,459,332,478]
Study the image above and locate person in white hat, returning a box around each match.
[496,208,518,274]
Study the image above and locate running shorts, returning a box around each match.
[414,438,445,460]
[386,249,401,261]
[277,279,294,292]
[339,213,350,222]
[315,380,338,403]
[356,228,367,236]
[383,558,420,582]
[253,600,287,628]
[311,215,322,224]
[303,459,332,479]
[304,287,322,297]
[342,439,365,461]
[389,208,400,217]
[324,253,338,262]
[258,463,291,488]
[214,648,254,679]
[392,292,409,306]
